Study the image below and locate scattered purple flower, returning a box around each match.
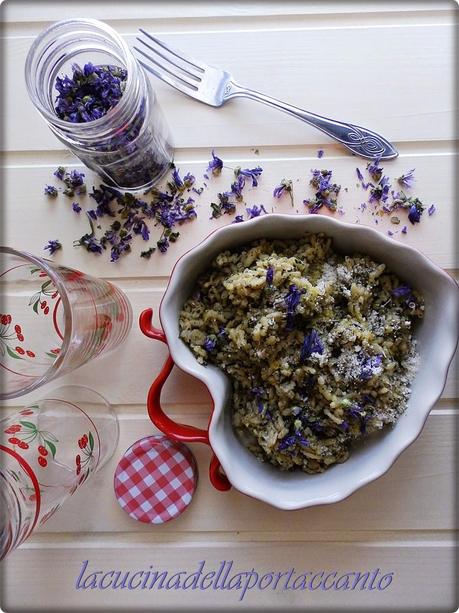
[72,202,82,213]
[236,166,263,187]
[44,239,62,255]
[246,204,268,219]
[366,157,383,182]
[317,149,324,159]
[44,185,58,197]
[397,169,415,189]
[428,204,436,216]
[54,166,66,181]
[207,150,223,176]
[273,179,294,205]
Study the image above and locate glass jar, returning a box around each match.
[25,18,173,192]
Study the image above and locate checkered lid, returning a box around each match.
[113,435,198,524]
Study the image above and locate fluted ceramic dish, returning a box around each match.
[140,214,459,510]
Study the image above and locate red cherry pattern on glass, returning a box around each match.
[75,431,95,482]
[4,411,58,469]
[28,267,60,317]
[0,313,36,361]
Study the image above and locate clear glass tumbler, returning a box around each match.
[0,385,118,559]
[0,247,132,399]
[25,18,173,192]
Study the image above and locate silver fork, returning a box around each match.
[134,30,397,160]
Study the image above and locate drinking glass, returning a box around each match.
[0,247,132,399]
[0,385,119,559]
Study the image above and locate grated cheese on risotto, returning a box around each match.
[179,234,424,473]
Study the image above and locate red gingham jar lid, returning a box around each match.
[113,435,198,524]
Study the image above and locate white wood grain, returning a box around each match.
[3,147,457,272]
[3,538,457,610]
[1,2,457,611]
[34,411,457,534]
[3,19,456,151]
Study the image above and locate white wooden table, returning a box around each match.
[2,1,457,610]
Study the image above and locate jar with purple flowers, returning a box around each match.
[25,19,173,192]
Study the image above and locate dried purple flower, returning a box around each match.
[246,204,267,219]
[236,166,263,187]
[401,225,408,234]
[266,265,274,285]
[232,215,244,223]
[360,354,383,381]
[317,149,324,159]
[408,203,422,224]
[305,168,341,212]
[155,236,169,253]
[54,166,66,181]
[391,285,411,297]
[273,179,294,205]
[72,202,82,213]
[369,175,391,204]
[428,204,436,216]
[284,284,304,330]
[44,239,62,255]
[229,174,245,201]
[207,150,223,176]
[278,430,309,451]
[44,185,58,197]
[366,157,383,182]
[300,329,324,362]
[140,247,156,259]
[203,336,217,353]
[55,63,127,123]
[397,169,415,189]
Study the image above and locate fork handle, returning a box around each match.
[226,81,397,160]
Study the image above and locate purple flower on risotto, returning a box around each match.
[359,354,383,381]
[284,284,304,330]
[266,265,274,285]
[203,336,217,353]
[391,285,411,297]
[44,239,62,255]
[300,329,324,361]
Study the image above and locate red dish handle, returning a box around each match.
[139,308,231,491]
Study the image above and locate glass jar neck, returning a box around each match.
[24,18,143,145]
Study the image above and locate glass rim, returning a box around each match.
[0,246,72,400]
[24,17,137,134]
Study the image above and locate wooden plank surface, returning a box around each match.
[1,1,457,611]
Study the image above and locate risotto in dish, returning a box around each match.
[179,234,424,473]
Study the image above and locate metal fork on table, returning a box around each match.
[134,30,397,160]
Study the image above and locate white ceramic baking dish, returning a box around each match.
[140,214,459,509]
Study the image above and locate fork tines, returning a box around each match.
[134,29,204,93]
